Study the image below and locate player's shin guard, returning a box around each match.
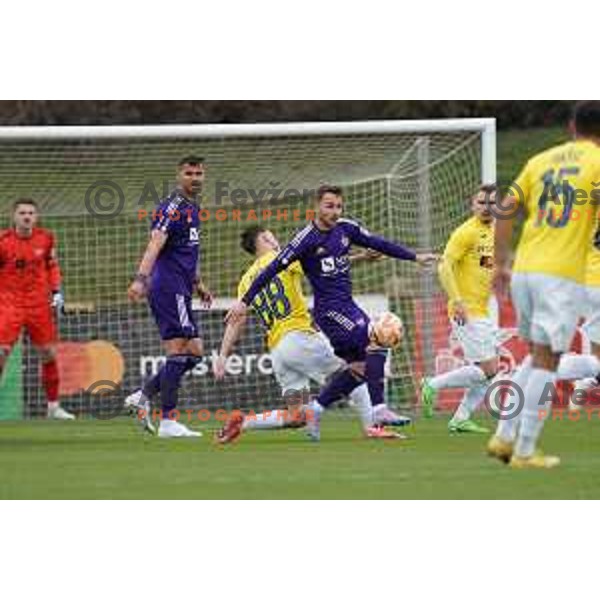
[366,348,388,407]
[159,354,201,418]
[42,359,59,404]
[316,368,365,408]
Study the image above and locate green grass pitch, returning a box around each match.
[2,413,600,499]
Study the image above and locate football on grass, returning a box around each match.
[369,311,403,348]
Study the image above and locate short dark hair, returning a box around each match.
[13,198,38,212]
[573,101,600,138]
[317,184,343,200]
[240,225,266,255]
[478,183,497,195]
[178,155,204,168]
[468,184,497,206]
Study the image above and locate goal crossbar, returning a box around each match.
[0,118,496,140]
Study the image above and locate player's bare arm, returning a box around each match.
[415,253,440,266]
[345,218,439,267]
[349,248,385,263]
[350,248,439,264]
[194,278,214,309]
[225,299,249,324]
[213,316,247,380]
[128,229,167,302]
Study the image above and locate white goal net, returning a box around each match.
[0,119,495,420]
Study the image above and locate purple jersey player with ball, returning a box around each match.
[126,156,213,438]
[227,184,437,440]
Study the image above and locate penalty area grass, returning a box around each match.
[0,412,599,499]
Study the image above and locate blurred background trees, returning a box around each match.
[0,100,573,129]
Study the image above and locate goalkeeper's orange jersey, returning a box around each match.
[512,139,600,284]
[237,250,315,351]
[0,228,61,307]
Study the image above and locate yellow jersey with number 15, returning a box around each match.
[237,250,315,351]
[512,139,600,284]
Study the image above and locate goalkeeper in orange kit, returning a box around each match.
[0,199,74,419]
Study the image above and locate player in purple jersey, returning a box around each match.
[227,184,437,440]
[126,156,213,438]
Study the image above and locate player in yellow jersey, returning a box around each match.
[489,101,600,469]
[420,185,499,433]
[213,226,407,442]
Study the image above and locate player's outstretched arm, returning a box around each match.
[346,221,438,265]
[225,257,281,324]
[128,230,167,302]
[213,316,247,380]
[349,248,385,263]
[226,243,302,324]
[415,252,440,266]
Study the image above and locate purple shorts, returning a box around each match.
[148,290,199,341]
[315,302,370,363]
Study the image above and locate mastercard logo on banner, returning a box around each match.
[55,340,125,396]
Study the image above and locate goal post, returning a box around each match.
[0,118,496,419]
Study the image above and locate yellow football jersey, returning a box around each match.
[512,139,600,283]
[237,250,315,350]
[438,216,494,319]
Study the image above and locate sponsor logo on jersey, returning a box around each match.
[321,257,335,273]
[320,256,350,275]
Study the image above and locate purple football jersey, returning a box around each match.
[150,190,201,296]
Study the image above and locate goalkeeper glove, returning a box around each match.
[51,290,65,314]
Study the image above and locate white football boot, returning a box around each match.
[158,419,202,438]
[47,403,76,420]
[124,389,156,435]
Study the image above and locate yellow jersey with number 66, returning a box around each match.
[237,250,315,351]
[512,139,600,284]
